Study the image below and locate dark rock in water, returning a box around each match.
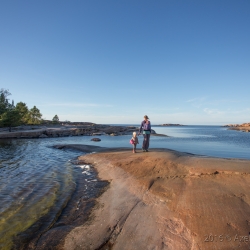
[91,138,101,142]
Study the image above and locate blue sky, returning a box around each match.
[1,0,249,125]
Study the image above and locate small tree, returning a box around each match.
[16,102,29,124]
[52,115,59,124]
[0,109,21,132]
[27,106,42,124]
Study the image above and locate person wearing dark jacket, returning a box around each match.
[138,115,151,152]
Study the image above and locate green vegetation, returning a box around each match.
[16,102,29,124]
[0,89,63,131]
[0,109,21,132]
[28,106,42,124]
[0,89,43,131]
[52,114,59,124]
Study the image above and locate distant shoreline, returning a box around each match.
[0,124,168,139]
[0,124,138,139]
[223,122,250,132]
[158,123,184,126]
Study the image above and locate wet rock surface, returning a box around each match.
[13,159,109,250]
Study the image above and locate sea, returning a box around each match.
[0,125,250,249]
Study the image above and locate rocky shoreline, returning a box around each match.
[0,124,157,139]
[223,122,250,132]
[0,124,167,139]
[26,145,250,250]
[13,146,110,250]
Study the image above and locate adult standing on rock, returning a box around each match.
[138,115,151,152]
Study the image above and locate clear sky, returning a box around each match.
[1,0,249,125]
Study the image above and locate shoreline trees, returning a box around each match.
[0,89,43,131]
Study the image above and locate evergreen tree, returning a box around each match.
[27,106,42,124]
[0,108,21,132]
[52,115,59,124]
[16,102,29,124]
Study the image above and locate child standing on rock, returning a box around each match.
[131,132,139,153]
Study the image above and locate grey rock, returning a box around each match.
[91,138,101,142]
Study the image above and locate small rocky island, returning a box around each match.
[223,122,250,132]
[159,123,184,126]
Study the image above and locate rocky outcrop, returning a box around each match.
[223,122,250,127]
[0,124,143,139]
[0,129,47,139]
[102,126,136,135]
[223,122,250,132]
[61,148,250,250]
[0,122,168,139]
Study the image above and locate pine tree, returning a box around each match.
[0,108,21,132]
[52,115,59,124]
[16,102,29,124]
[27,106,42,124]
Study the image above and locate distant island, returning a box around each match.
[223,122,250,132]
[159,123,184,126]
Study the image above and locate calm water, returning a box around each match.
[0,139,94,249]
[0,125,249,249]
[151,125,250,159]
